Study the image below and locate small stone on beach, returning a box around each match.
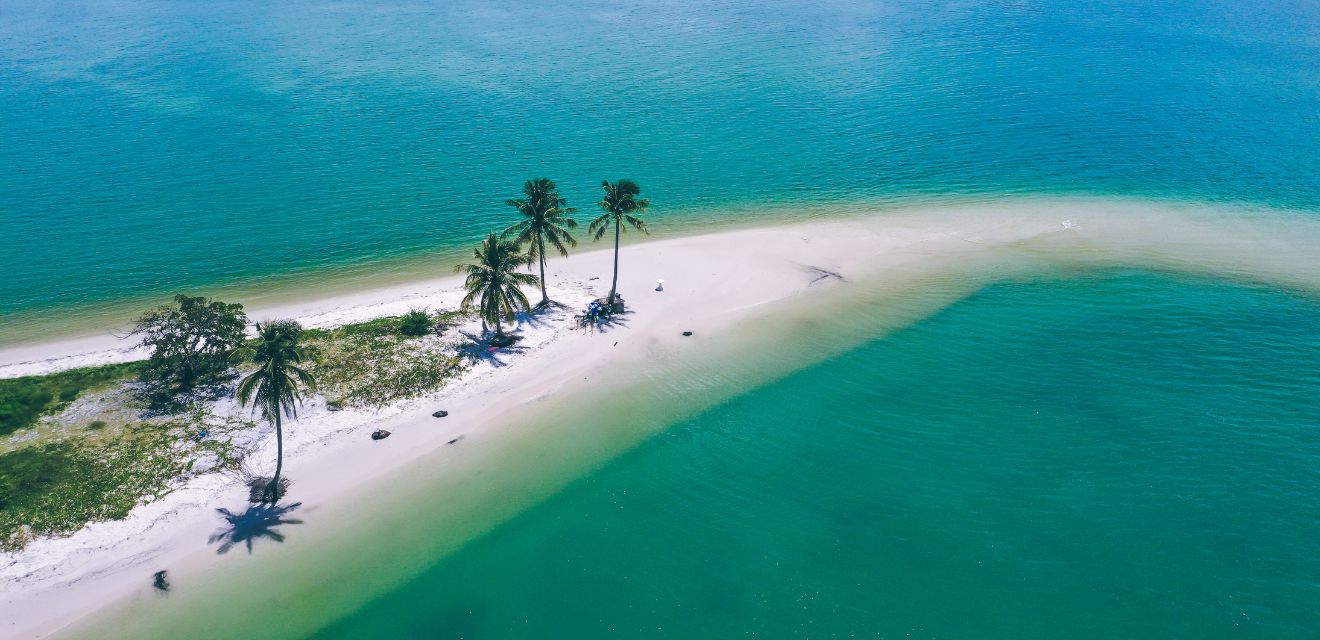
[682,331,693,336]
[371,430,391,440]
[432,410,449,418]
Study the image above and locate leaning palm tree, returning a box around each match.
[236,320,315,503]
[589,179,650,306]
[455,232,539,342]
[502,178,577,308]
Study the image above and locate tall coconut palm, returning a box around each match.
[501,178,577,307]
[456,233,539,341]
[589,179,650,306]
[236,320,315,503]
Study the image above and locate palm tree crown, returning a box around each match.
[589,179,650,305]
[236,320,316,502]
[502,178,577,307]
[456,232,539,339]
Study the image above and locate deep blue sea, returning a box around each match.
[3,0,1320,342]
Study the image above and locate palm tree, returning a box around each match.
[589,179,650,306]
[502,178,577,307]
[456,233,539,342]
[236,320,316,503]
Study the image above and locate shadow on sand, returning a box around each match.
[208,502,304,555]
[459,331,530,368]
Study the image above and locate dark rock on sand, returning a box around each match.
[682,331,693,336]
[432,410,449,418]
[371,430,391,440]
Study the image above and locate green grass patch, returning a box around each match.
[0,363,141,437]
[301,310,465,341]
[303,310,470,408]
[0,426,181,550]
[0,409,249,551]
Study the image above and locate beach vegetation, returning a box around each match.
[502,178,578,307]
[398,309,433,337]
[130,294,247,403]
[456,233,539,342]
[589,179,650,306]
[0,408,249,552]
[0,308,478,549]
[0,362,141,436]
[303,311,468,408]
[235,320,316,503]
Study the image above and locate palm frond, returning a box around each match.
[588,214,612,240]
[624,214,650,234]
[237,320,315,423]
[453,231,540,330]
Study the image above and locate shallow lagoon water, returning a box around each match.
[303,273,1320,639]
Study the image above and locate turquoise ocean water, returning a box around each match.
[2,0,1320,341]
[307,273,1320,639]
[6,1,1320,638]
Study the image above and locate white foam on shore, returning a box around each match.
[4,197,1320,639]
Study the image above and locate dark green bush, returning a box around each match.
[398,310,432,337]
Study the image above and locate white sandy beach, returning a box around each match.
[4,199,1320,639]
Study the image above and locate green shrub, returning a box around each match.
[398,310,432,337]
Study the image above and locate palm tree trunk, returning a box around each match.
[537,234,549,306]
[269,410,283,502]
[608,219,620,305]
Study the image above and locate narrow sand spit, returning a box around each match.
[4,199,1320,639]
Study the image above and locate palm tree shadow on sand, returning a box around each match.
[208,502,304,555]
[459,331,530,368]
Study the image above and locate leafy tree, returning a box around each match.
[130,295,247,398]
[455,233,539,341]
[588,180,650,306]
[236,320,315,503]
[501,178,577,307]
